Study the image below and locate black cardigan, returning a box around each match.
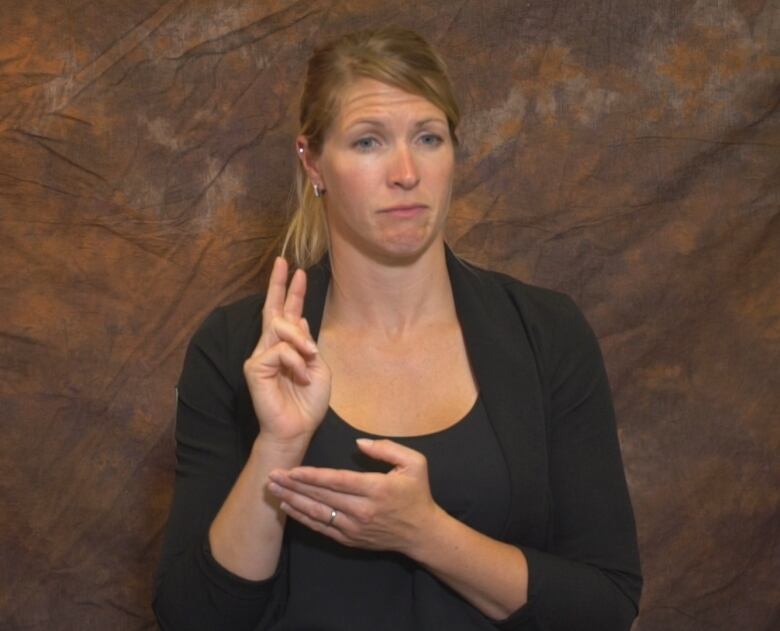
[153,246,642,630]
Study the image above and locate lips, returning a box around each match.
[378,204,428,216]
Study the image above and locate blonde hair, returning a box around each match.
[282,27,460,268]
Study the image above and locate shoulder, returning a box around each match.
[193,293,264,343]
[449,253,601,380]
[451,254,588,337]
[215,292,265,338]
[182,293,265,388]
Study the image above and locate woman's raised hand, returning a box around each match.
[243,256,331,445]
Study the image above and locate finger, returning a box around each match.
[355,438,427,471]
[275,466,378,496]
[277,501,352,546]
[249,341,311,385]
[269,481,337,521]
[283,268,307,321]
[269,474,365,517]
[268,316,318,357]
[269,478,359,535]
[263,257,289,324]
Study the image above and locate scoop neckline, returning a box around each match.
[325,395,482,440]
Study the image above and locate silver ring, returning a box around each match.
[327,509,337,527]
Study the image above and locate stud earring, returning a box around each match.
[298,147,304,155]
[313,183,324,198]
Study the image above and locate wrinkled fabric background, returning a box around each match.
[1,1,777,629]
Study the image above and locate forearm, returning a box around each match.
[408,507,529,621]
[209,434,311,580]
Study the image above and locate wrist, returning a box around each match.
[251,431,313,463]
[402,503,452,563]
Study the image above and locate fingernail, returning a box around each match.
[356,438,374,447]
[268,482,281,494]
[306,340,318,354]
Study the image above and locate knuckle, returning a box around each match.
[367,479,384,498]
[275,340,293,354]
[243,356,258,375]
[354,506,374,525]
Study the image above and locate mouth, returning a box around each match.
[378,204,428,216]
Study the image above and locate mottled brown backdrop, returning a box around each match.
[1,1,778,629]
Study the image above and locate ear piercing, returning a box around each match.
[298,148,324,197]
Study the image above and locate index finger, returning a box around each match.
[263,256,289,323]
[283,268,307,321]
[285,466,380,496]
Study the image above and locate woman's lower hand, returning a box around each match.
[244,256,331,445]
[266,438,443,555]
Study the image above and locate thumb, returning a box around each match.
[355,438,425,471]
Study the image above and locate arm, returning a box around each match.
[399,483,531,621]
[154,258,331,630]
[152,310,287,631]
[513,292,643,630]
[268,438,529,621]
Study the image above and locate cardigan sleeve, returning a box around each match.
[152,306,287,630]
[498,291,642,631]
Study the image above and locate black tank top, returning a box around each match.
[278,397,512,630]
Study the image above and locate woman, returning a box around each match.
[153,27,642,630]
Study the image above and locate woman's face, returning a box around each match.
[302,78,455,264]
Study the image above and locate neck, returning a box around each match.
[324,239,454,338]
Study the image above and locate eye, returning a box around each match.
[353,137,379,151]
[419,133,444,147]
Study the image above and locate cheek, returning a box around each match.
[330,171,382,225]
[324,167,376,228]
[329,159,379,196]
[430,162,455,196]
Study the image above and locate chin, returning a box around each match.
[330,217,446,267]
[371,232,444,266]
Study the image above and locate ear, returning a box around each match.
[296,136,325,191]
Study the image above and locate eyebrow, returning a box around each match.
[344,117,447,130]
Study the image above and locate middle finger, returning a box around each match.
[269,482,338,525]
[269,316,318,357]
[268,475,362,515]
[283,268,307,321]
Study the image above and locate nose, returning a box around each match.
[389,144,420,190]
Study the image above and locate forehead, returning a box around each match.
[333,78,446,128]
